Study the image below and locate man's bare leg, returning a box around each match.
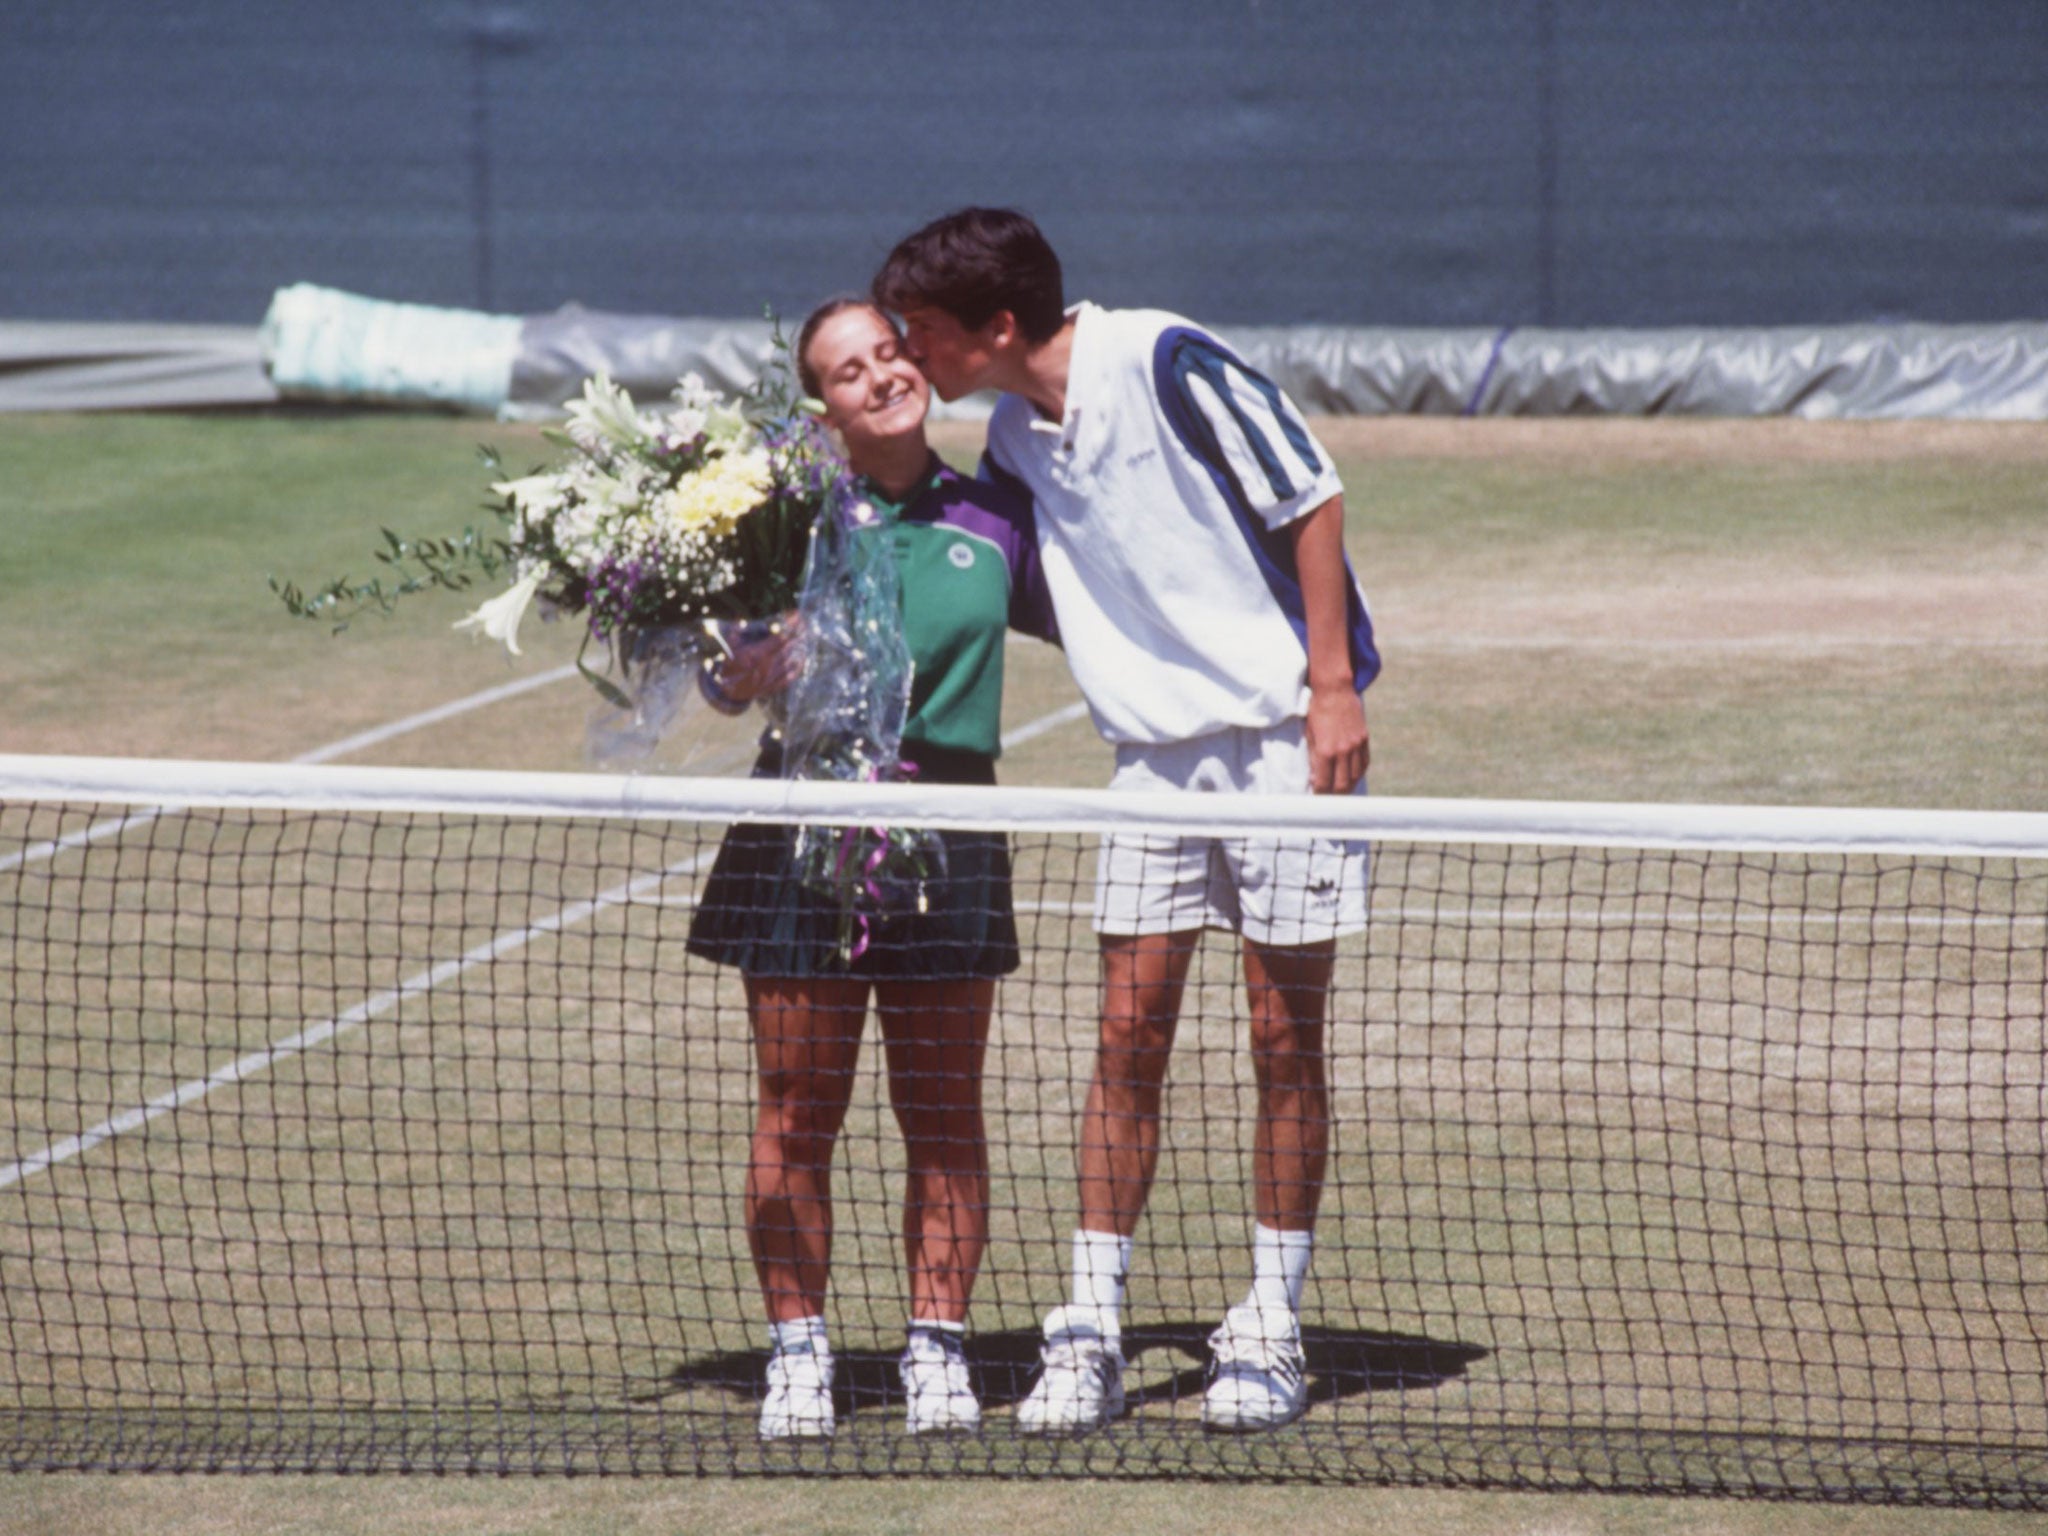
[1017,929,1199,1435]
[1201,937,1333,1432]
[1077,930,1199,1238]
[1243,937,1334,1238]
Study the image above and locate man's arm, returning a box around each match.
[1290,494,1369,795]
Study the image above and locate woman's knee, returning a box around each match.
[756,1073,852,1148]
[892,1096,987,1160]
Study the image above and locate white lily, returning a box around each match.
[490,472,569,532]
[490,472,569,511]
[578,463,645,516]
[453,567,545,656]
[564,374,651,453]
[704,399,755,449]
[660,404,708,449]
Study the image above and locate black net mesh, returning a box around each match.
[2,789,2045,1502]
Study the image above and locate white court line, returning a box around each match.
[0,805,162,879]
[1015,899,2041,932]
[291,666,579,765]
[1000,699,1091,748]
[0,849,710,1192]
[1402,636,2048,656]
[0,693,1097,1189]
[0,665,578,876]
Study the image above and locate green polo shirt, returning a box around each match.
[863,459,1056,760]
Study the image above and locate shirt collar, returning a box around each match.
[858,451,950,519]
[1026,301,1097,444]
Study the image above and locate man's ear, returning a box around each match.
[984,309,1022,353]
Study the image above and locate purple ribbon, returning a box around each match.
[831,758,919,963]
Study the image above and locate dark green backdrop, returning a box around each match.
[4,1,2044,327]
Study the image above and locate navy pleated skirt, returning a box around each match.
[683,740,1021,980]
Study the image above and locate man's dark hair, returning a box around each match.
[871,207,1066,344]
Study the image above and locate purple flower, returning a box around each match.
[585,551,651,641]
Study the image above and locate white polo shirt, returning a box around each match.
[982,302,1379,746]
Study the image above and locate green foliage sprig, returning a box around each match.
[270,510,513,632]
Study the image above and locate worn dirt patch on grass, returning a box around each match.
[1387,568,2048,652]
[1299,417,2048,464]
[936,415,2048,465]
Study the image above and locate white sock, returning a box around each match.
[1246,1224,1313,1315]
[1070,1229,1134,1337]
[770,1315,830,1356]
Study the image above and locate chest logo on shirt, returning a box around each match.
[947,542,976,570]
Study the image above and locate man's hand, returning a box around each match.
[1288,493,1370,794]
[1305,684,1369,795]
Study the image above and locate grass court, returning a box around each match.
[2,410,2046,1533]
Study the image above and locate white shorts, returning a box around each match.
[1092,719,1370,947]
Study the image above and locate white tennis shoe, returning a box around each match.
[759,1338,836,1440]
[901,1329,982,1435]
[1014,1305,1126,1434]
[1201,1303,1308,1432]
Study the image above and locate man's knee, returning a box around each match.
[1245,1008,1328,1103]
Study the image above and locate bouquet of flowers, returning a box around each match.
[480,369,838,751]
[273,357,940,959]
[472,371,806,656]
[276,361,839,723]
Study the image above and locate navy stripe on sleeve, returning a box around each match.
[1166,332,1327,504]
[1154,326,1380,692]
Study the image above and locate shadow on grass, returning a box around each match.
[646,1323,1486,1415]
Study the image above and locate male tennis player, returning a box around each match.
[873,208,1378,1433]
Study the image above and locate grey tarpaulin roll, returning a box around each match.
[505,304,776,419]
[1219,328,1505,416]
[8,286,2048,418]
[258,286,2048,420]
[324,285,2048,420]
[0,322,279,413]
[1226,322,2048,420]
[1474,324,2048,419]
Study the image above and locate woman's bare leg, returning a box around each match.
[745,975,871,1323]
[876,976,996,1323]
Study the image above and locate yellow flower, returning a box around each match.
[656,447,772,536]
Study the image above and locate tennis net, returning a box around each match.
[2,753,2045,1501]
